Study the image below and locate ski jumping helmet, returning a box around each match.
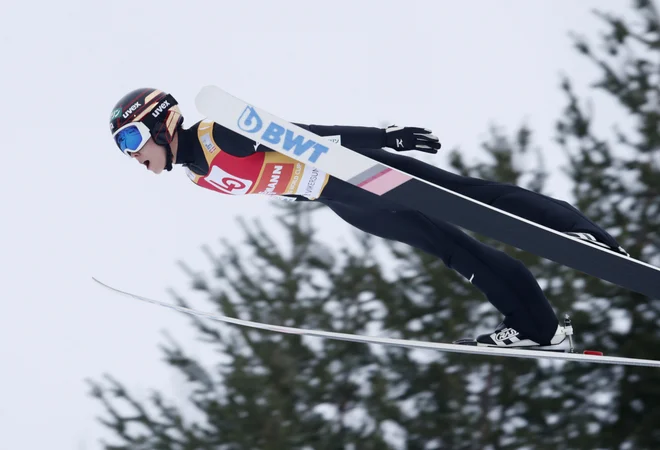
[109,88,184,171]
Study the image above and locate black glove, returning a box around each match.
[384,125,441,154]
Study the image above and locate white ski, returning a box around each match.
[92,277,660,368]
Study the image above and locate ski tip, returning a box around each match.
[583,350,604,356]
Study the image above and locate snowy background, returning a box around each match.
[0,1,634,448]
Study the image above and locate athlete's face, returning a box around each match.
[129,138,167,174]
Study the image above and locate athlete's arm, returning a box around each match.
[210,121,384,156]
[294,124,385,150]
[296,123,440,154]
[211,121,439,156]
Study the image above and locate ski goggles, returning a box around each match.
[112,121,152,156]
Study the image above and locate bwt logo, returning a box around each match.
[237,106,329,163]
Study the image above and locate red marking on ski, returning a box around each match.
[358,168,412,195]
[583,350,604,356]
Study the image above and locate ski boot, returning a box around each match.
[455,315,574,351]
[454,315,604,355]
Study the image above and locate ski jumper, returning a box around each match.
[176,120,619,345]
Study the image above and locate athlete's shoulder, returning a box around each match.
[203,120,259,157]
[185,118,265,158]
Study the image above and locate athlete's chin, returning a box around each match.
[150,164,166,175]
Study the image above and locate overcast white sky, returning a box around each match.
[0,0,635,448]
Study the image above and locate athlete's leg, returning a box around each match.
[353,147,622,250]
[318,191,559,344]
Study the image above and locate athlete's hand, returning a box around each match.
[384,126,441,154]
